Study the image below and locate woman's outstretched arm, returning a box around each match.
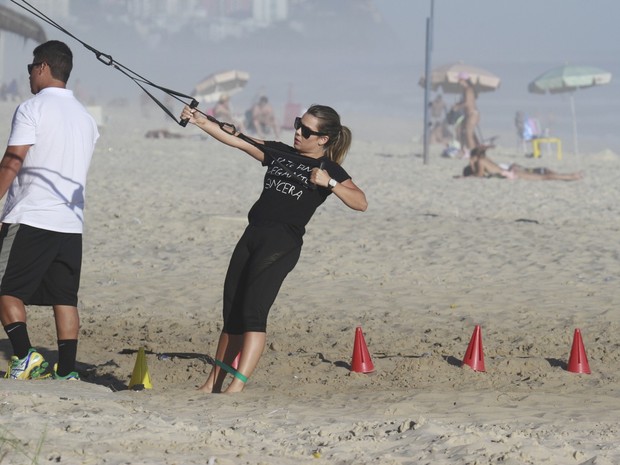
[181,105,265,162]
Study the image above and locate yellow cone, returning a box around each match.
[128,347,153,389]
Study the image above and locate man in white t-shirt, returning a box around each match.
[0,40,99,380]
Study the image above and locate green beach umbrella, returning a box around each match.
[528,65,612,154]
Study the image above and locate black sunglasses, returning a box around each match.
[294,117,327,139]
[27,62,44,75]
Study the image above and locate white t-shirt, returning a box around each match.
[2,87,99,233]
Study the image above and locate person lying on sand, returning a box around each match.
[145,129,184,139]
[458,145,583,181]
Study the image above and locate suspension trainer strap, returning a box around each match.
[10,0,197,126]
[13,0,323,189]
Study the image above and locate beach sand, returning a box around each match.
[1,103,620,464]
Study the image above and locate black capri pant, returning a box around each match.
[222,223,302,334]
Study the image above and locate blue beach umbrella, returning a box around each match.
[528,65,612,154]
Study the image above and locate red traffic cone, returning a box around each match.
[462,325,485,372]
[351,327,375,373]
[567,328,591,374]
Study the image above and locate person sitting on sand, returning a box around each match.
[213,94,245,132]
[461,145,583,181]
[247,95,279,139]
[145,128,183,139]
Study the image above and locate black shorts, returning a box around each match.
[0,223,82,306]
[223,223,302,334]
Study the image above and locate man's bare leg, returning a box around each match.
[53,305,80,340]
[0,295,27,326]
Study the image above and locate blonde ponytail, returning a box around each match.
[306,104,351,165]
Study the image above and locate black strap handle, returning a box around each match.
[180,99,199,127]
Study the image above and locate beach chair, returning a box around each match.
[515,112,562,160]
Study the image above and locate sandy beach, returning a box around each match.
[1,101,620,464]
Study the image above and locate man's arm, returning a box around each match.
[0,145,29,199]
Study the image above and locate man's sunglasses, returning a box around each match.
[294,117,327,139]
[27,62,44,75]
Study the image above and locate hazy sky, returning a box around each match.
[375,0,620,65]
[371,0,620,152]
[2,0,619,152]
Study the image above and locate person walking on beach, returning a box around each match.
[181,103,367,393]
[0,41,99,380]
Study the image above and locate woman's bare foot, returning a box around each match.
[197,381,216,393]
[223,378,246,393]
[197,375,222,393]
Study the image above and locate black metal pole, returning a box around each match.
[422,0,435,165]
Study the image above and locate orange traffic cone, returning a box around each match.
[351,327,374,373]
[462,325,485,372]
[567,328,591,374]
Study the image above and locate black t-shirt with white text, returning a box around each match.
[248,141,350,236]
